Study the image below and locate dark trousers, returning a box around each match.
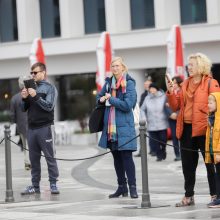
[214,163,220,199]
[28,125,59,187]
[180,124,216,197]
[169,119,180,158]
[148,130,167,160]
[111,150,136,186]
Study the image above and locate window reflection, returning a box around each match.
[84,0,106,34]
[180,0,207,25]
[0,0,18,42]
[39,0,61,38]
[130,0,155,30]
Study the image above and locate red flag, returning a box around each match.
[166,25,186,79]
[96,32,113,92]
[29,38,46,66]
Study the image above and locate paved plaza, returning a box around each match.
[0,133,219,220]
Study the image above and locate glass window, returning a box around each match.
[0,79,18,122]
[84,0,106,34]
[180,0,207,25]
[0,0,18,42]
[130,0,155,29]
[58,73,96,123]
[39,0,61,38]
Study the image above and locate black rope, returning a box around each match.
[0,137,5,145]
[8,134,140,162]
[145,133,220,154]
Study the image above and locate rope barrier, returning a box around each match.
[0,137,5,145]
[145,133,220,154]
[7,134,140,162]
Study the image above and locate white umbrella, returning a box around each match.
[166,25,186,79]
[96,32,113,92]
[29,38,46,66]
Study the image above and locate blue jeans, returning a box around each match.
[111,150,136,186]
[169,119,180,158]
[148,130,167,160]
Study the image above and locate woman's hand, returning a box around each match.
[100,96,107,103]
[165,73,174,94]
[216,154,220,163]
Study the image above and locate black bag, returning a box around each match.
[89,104,105,133]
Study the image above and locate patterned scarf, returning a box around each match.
[108,73,127,141]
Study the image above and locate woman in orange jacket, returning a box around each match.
[166,53,220,207]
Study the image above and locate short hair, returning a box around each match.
[31,62,46,72]
[172,76,183,86]
[18,75,32,89]
[111,57,128,73]
[188,53,212,76]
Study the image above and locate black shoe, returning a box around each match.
[109,185,128,198]
[150,152,157,157]
[156,157,163,162]
[129,185,138,199]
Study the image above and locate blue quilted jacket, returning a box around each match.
[97,74,137,151]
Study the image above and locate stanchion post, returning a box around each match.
[139,120,151,208]
[4,124,14,202]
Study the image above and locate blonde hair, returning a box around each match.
[208,94,216,102]
[111,57,128,73]
[188,53,212,75]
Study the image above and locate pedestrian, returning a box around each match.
[165,76,183,161]
[97,56,138,199]
[10,76,31,170]
[20,62,60,195]
[135,77,152,157]
[166,53,220,207]
[140,83,169,161]
[206,93,220,208]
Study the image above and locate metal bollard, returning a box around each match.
[4,124,14,202]
[139,120,151,208]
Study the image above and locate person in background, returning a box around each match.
[20,62,60,195]
[10,76,31,170]
[166,53,220,207]
[205,93,220,208]
[97,57,138,199]
[135,77,152,157]
[140,83,169,161]
[165,76,183,161]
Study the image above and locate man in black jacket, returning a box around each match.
[20,62,60,195]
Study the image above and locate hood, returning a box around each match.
[148,90,165,99]
[210,92,220,120]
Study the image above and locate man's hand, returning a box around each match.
[28,88,37,97]
[21,88,29,98]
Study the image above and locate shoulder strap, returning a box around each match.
[208,79,212,94]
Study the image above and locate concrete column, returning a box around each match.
[154,0,180,29]
[128,69,146,104]
[105,0,131,33]
[59,0,84,38]
[16,0,41,42]
[206,0,220,24]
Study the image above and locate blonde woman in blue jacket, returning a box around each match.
[97,57,138,199]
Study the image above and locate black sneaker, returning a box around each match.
[21,185,40,195]
[50,184,60,194]
[25,163,31,171]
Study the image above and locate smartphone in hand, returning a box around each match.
[24,79,36,89]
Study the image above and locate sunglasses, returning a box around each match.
[30,70,42,75]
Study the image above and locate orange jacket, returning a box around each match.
[205,92,220,164]
[167,75,220,139]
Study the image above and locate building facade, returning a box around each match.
[0,0,220,121]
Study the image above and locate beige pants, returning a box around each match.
[20,133,30,164]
